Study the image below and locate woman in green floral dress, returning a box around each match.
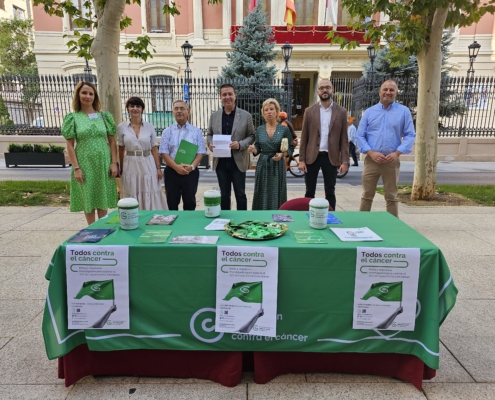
[249,98,294,210]
[62,81,119,225]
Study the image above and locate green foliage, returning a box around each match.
[0,18,38,75]
[0,96,14,127]
[125,35,156,62]
[0,180,70,207]
[8,143,65,153]
[220,2,278,80]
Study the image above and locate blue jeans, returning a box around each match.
[216,158,247,210]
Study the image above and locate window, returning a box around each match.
[1,0,5,11]
[338,1,359,26]
[69,0,92,31]
[295,0,317,26]
[243,0,271,21]
[150,75,173,112]
[13,6,25,19]
[147,0,170,32]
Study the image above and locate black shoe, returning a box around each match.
[352,163,359,166]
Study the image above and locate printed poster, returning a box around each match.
[66,245,129,329]
[215,246,278,337]
[353,247,420,331]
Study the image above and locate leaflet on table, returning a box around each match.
[272,214,294,222]
[204,219,231,230]
[215,246,279,337]
[330,227,382,242]
[68,229,115,243]
[353,247,420,331]
[66,245,129,329]
[293,230,327,244]
[137,230,172,244]
[146,214,178,225]
[169,236,219,244]
[212,135,232,158]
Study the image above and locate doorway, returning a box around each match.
[291,78,311,130]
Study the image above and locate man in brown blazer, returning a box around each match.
[299,79,349,210]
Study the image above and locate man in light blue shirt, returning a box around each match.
[356,80,416,217]
[159,100,207,210]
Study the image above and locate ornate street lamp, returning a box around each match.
[281,41,293,86]
[367,43,377,73]
[84,59,93,83]
[459,41,481,136]
[181,41,193,84]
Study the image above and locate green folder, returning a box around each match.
[174,140,198,165]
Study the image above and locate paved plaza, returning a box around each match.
[0,183,494,399]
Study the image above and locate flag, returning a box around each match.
[249,0,257,12]
[325,0,338,29]
[75,279,115,300]
[361,281,402,302]
[284,0,296,30]
[223,281,262,303]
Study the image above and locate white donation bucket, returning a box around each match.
[309,198,329,229]
[117,197,139,230]
[204,190,221,218]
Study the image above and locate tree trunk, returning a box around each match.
[411,8,448,201]
[91,0,126,125]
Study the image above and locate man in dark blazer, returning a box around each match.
[207,84,255,210]
[299,78,349,210]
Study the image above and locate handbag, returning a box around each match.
[100,112,121,178]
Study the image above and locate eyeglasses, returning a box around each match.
[318,86,332,91]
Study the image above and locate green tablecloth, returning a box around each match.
[42,211,457,370]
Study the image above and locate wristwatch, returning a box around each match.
[190,164,195,171]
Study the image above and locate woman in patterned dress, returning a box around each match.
[117,97,168,210]
[62,81,119,225]
[248,98,295,210]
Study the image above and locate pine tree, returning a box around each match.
[362,30,463,119]
[220,2,278,80]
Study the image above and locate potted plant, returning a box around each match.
[5,143,69,168]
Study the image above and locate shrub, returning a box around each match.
[7,142,65,153]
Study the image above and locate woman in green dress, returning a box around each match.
[62,81,119,225]
[248,98,294,210]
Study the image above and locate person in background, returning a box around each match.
[279,111,298,147]
[118,96,168,210]
[347,116,359,166]
[159,100,206,210]
[248,98,294,210]
[357,79,416,217]
[62,81,118,225]
[298,78,349,211]
[207,84,255,210]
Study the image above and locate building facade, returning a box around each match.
[29,0,495,129]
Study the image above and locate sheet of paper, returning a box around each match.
[137,230,172,244]
[212,135,231,158]
[204,219,231,231]
[272,214,294,222]
[215,246,279,337]
[353,247,420,331]
[66,245,129,329]
[330,227,382,242]
[293,230,327,244]
[169,236,219,244]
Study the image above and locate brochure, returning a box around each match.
[174,139,198,165]
[169,236,219,244]
[306,213,342,224]
[137,230,172,244]
[68,229,115,243]
[293,230,327,244]
[330,227,383,242]
[146,214,178,225]
[204,219,231,231]
[272,214,294,222]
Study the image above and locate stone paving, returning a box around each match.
[0,184,494,399]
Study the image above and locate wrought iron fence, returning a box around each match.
[351,75,495,137]
[0,75,292,136]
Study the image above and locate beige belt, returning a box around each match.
[126,150,151,157]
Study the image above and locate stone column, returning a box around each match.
[221,0,232,45]
[192,0,205,45]
[235,0,243,25]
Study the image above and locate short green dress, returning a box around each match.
[252,124,294,210]
[62,111,118,213]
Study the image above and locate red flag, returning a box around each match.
[284,0,297,30]
[249,0,257,12]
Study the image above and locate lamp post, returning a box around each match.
[281,41,293,120]
[459,41,481,136]
[181,41,193,85]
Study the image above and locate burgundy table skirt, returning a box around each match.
[59,345,435,389]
